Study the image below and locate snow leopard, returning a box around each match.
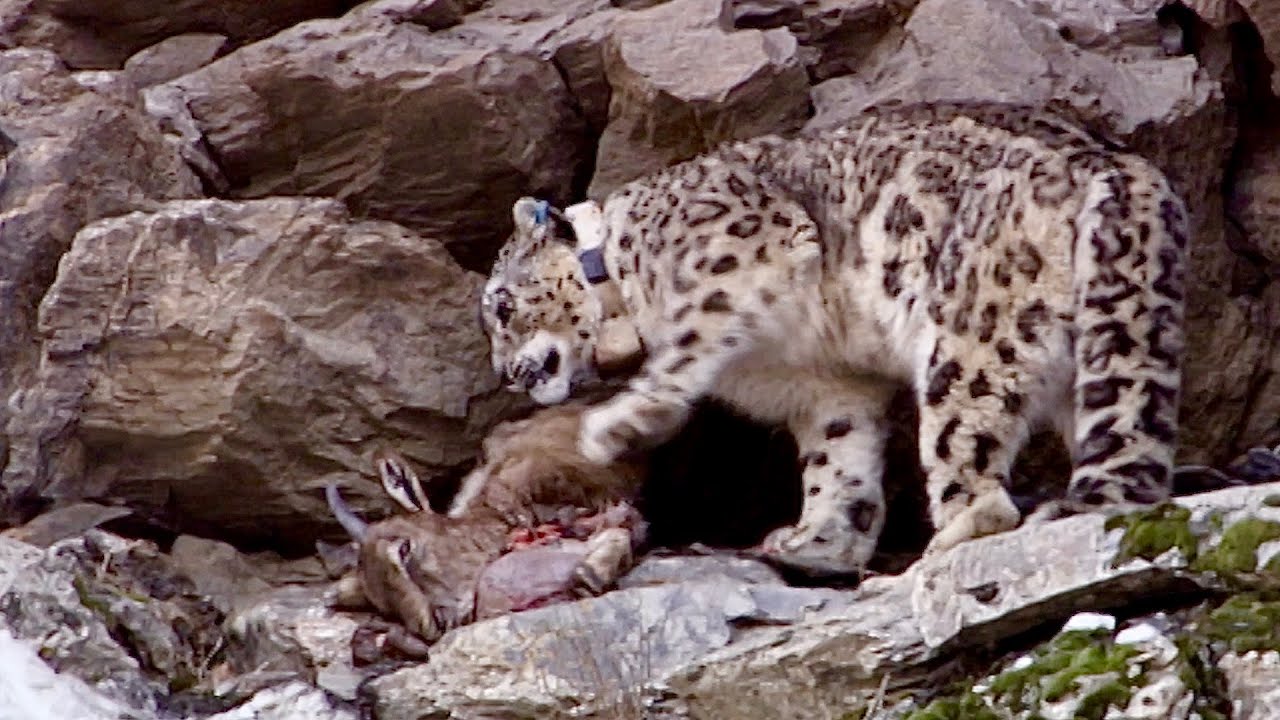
[479,101,1188,576]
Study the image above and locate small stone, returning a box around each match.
[1116,623,1163,646]
[1061,611,1117,634]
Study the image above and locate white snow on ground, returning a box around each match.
[0,627,152,720]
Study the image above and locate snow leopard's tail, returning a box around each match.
[1068,156,1188,509]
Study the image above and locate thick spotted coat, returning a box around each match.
[481,101,1188,575]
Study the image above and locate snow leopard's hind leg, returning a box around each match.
[917,338,1029,555]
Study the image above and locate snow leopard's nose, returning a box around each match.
[540,348,560,376]
[507,348,561,392]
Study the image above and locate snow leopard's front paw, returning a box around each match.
[579,397,648,465]
[579,394,685,465]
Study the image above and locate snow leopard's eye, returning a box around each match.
[495,297,514,326]
[486,288,515,327]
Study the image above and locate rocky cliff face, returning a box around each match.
[2,0,1280,718]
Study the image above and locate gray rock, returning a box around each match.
[167,536,275,615]
[223,585,363,695]
[1220,650,1280,720]
[198,681,357,720]
[0,502,132,548]
[0,531,223,714]
[371,579,851,719]
[6,198,512,550]
[617,550,785,588]
[649,483,1280,717]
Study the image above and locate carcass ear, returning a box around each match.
[375,448,431,513]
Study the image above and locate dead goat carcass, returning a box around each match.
[327,403,647,643]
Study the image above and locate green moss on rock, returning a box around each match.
[73,574,113,618]
[1107,504,1280,582]
[903,691,1000,720]
[1191,518,1280,576]
[901,630,1144,720]
[986,630,1139,717]
[1106,504,1196,566]
[1200,594,1280,654]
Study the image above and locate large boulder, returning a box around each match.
[729,0,919,82]
[153,11,591,270]
[3,198,512,549]
[431,0,622,134]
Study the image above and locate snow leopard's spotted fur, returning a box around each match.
[480,101,1188,575]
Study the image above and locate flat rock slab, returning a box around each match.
[371,482,1280,719]
[372,580,854,719]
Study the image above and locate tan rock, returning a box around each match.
[0,48,199,475]
[0,0,349,69]
[154,12,590,269]
[731,0,917,81]
[377,0,622,133]
[588,0,810,198]
[122,32,228,87]
[4,198,513,549]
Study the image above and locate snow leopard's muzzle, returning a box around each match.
[502,332,590,405]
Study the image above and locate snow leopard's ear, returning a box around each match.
[512,197,545,234]
[512,197,575,246]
